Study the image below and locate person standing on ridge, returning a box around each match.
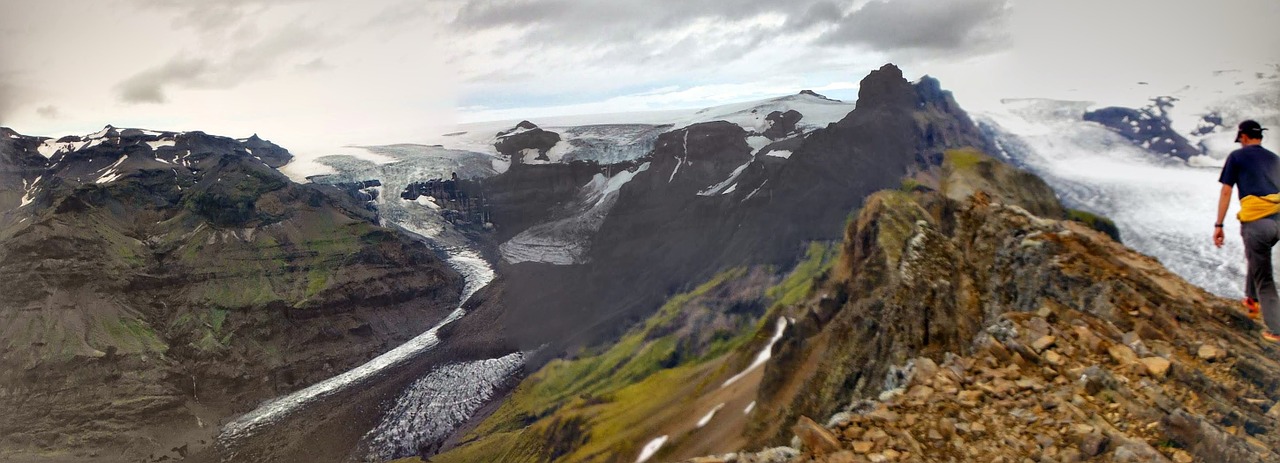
[1214,120,1280,343]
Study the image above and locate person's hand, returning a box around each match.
[1214,227,1225,248]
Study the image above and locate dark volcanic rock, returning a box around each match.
[239,133,294,168]
[494,121,562,163]
[763,109,803,140]
[1084,97,1200,160]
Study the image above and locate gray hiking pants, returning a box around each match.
[1242,217,1280,333]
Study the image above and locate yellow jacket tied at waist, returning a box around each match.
[1239,194,1280,222]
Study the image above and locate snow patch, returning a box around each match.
[669,130,689,183]
[696,403,726,428]
[765,149,792,159]
[742,179,768,202]
[744,401,757,414]
[19,179,35,207]
[147,140,176,150]
[699,158,752,196]
[636,435,669,463]
[722,317,788,388]
[745,136,772,155]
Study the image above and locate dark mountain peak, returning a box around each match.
[854,63,915,110]
[238,133,293,168]
[798,89,837,101]
[495,122,561,164]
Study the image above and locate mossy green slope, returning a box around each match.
[429,244,836,463]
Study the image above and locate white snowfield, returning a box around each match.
[424,91,854,171]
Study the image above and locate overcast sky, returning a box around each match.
[1,0,1277,156]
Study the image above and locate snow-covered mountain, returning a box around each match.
[422,90,855,172]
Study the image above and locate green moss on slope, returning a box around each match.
[434,244,838,462]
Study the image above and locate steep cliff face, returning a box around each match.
[0,127,462,462]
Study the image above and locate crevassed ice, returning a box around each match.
[362,352,525,461]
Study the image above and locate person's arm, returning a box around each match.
[1215,183,1232,248]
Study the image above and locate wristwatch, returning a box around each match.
[1215,223,1224,228]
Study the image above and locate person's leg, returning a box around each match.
[1244,219,1280,333]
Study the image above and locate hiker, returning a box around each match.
[1213,120,1280,342]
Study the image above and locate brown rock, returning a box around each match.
[1107,344,1139,366]
[1139,357,1171,378]
[852,441,876,453]
[792,415,841,454]
[958,390,984,406]
[868,407,900,423]
[1197,344,1225,361]
[1170,449,1194,463]
[907,385,935,399]
[1032,335,1057,353]
[843,426,866,440]
[1268,403,1280,419]
[1044,350,1064,366]
[826,451,857,463]
[1077,432,1110,457]
[865,428,890,442]
[913,357,939,383]
[1074,326,1104,353]
[971,422,988,435]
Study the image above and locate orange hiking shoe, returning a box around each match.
[1263,331,1280,344]
[1243,298,1262,320]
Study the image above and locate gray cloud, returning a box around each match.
[296,57,334,72]
[133,0,316,33]
[36,105,61,119]
[818,0,1011,54]
[788,1,844,29]
[448,0,1012,86]
[117,58,211,103]
[0,80,15,126]
[115,24,327,103]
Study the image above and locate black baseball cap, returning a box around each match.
[1239,120,1268,139]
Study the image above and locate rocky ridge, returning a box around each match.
[684,185,1280,462]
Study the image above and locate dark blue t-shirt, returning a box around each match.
[1219,145,1280,199]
